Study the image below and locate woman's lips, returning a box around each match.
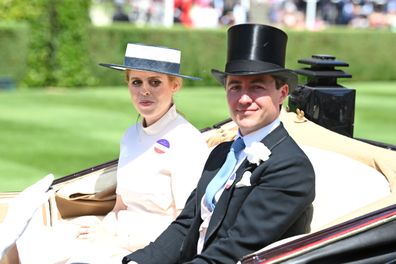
[139,100,153,107]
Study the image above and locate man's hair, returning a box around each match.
[272,76,288,111]
[273,76,287,90]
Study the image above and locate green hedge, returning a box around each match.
[1,23,396,88]
[89,25,396,87]
[0,0,93,88]
[286,29,396,84]
[0,22,29,86]
[52,0,95,87]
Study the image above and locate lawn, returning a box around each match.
[0,83,395,191]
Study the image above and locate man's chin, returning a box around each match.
[234,119,256,134]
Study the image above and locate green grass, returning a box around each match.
[0,86,229,191]
[353,82,396,145]
[0,83,395,191]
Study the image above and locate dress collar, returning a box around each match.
[141,104,178,135]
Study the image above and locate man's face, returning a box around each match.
[225,74,288,136]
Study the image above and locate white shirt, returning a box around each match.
[197,118,280,253]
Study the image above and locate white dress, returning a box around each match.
[115,105,209,251]
[15,105,209,264]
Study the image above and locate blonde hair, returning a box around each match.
[168,75,183,88]
[125,70,183,88]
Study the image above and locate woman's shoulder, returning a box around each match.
[172,114,202,134]
[122,123,139,136]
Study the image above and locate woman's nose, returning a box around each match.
[141,84,150,95]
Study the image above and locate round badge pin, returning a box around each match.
[154,139,170,154]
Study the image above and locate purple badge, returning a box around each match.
[154,139,170,154]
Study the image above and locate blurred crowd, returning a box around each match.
[105,0,396,30]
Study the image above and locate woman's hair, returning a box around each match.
[167,75,183,88]
[125,70,183,87]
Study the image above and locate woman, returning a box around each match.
[16,43,208,263]
[69,43,209,261]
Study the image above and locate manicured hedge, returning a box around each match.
[0,0,93,88]
[89,25,396,87]
[51,0,95,87]
[0,22,29,86]
[286,29,396,84]
[1,23,396,88]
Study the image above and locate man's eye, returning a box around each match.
[253,85,265,91]
[228,85,239,91]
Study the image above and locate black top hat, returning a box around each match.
[100,43,200,80]
[211,24,297,91]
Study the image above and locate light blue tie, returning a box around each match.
[204,137,245,212]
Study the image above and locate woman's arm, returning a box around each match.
[77,194,127,239]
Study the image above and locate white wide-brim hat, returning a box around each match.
[100,43,200,80]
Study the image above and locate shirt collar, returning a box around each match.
[237,118,280,148]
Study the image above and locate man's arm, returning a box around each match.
[122,188,198,264]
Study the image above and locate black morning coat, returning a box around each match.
[123,123,315,264]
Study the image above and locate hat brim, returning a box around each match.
[99,63,201,80]
[211,68,297,92]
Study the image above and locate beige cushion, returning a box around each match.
[301,145,390,231]
[280,109,396,191]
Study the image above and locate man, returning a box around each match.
[123,23,315,264]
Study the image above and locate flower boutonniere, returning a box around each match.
[244,142,271,166]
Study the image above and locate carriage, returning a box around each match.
[1,55,396,263]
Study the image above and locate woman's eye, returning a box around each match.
[149,80,161,87]
[131,80,142,86]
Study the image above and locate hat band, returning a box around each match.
[225,60,283,74]
[124,57,180,75]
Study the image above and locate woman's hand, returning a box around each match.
[76,213,123,249]
[76,224,96,240]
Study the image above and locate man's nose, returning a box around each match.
[239,93,252,104]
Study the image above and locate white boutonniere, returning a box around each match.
[244,142,271,166]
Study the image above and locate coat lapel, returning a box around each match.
[203,159,250,244]
[203,123,289,246]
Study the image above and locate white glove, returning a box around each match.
[0,174,54,259]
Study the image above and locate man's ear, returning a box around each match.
[279,84,289,103]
